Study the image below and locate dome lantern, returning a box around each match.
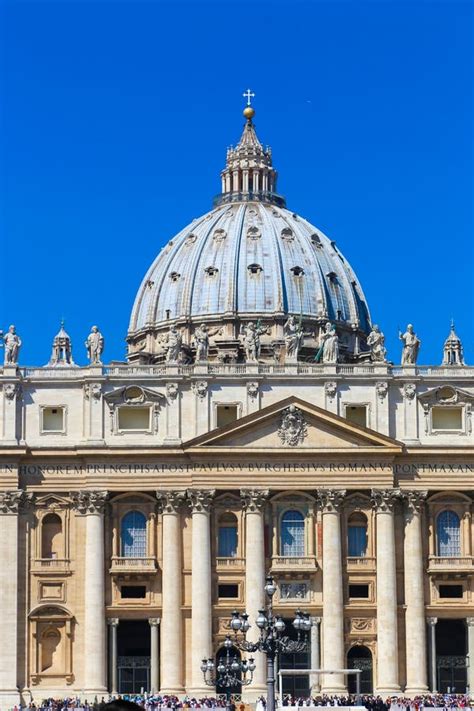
[442,320,465,366]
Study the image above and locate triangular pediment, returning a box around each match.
[185,397,403,453]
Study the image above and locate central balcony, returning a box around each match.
[109,556,158,575]
[270,555,318,572]
[346,556,376,572]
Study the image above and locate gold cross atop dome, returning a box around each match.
[242,88,256,121]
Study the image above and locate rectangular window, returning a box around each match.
[432,407,463,431]
[42,407,65,433]
[120,585,146,599]
[345,405,367,428]
[348,526,367,557]
[216,405,238,428]
[439,585,463,599]
[117,407,151,431]
[218,584,239,599]
[218,527,238,557]
[348,584,369,599]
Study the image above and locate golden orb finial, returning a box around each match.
[243,106,255,120]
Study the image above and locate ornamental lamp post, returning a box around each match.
[229,574,311,711]
[201,634,256,711]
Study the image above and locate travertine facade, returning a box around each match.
[0,104,473,708]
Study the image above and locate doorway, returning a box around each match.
[436,619,467,693]
[117,620,151,694]
[347,646,373,694]
[279,618,310,698]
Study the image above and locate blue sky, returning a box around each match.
[1,0,472,365]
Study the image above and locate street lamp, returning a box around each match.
[201,634,256,711]
[229,574,311,711]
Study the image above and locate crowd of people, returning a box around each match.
[12,693,472,711]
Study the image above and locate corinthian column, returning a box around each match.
[402,491,429,694]
[372,489,401,694]
[0,491,28,708]
[241,489,269,698]
[318,489,346,694]
[71,490,108,696]
[156,490,186,694]
[188,489,215,696]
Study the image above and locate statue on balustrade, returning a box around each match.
[240,321,267,361]
[399,324,421,365]
[164,325,183,362]
[194,323,222,361]
[367,324,387,362]
[2,325,22,365]
[316,322,339,363]
[284,315,304,361]
[85,326,104,364]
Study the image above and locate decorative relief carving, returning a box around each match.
[376,381,388,400]
[278,405,307,447]
[0,489,33,514]
[246,382,259,401]
[240,489,269,513]
[83,383,102,400]
[402,383,416,400]
[156,490,187,514]
[371,488,401,513]
[279,582,309,600]
[324,381,337,400]
[3,382,20,400]
[70,490,108,514]
[346,618,376,634]
[317,489,346,513]
[166,382,179,401]
[187,489,215,513]
[192,380,208,400]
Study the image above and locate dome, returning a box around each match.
[127,105,372,364]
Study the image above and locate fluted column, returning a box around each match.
[188,489,215,696]
[107,618,119,695]
[0,491,28,708]
[318,489,346,693]
[156,491,186,694]
[71,490,108,695]
[402,491,429,694]
[372,489,401,694]
[149,618,161,693]
[241,489,269,697]
[309,617,322,693]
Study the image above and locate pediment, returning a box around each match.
[418,385,474,407]
[103,385,165,405]
[185,397,402,453]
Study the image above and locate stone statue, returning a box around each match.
[3,325,21,365]
[193,323,221,361]
[85,325,104,364]
[164,325,183,362]
[317,322,339,364]
[283,316,304,361]
[240,321,267,361]
[399,324,421,365]
[367,324,386,362]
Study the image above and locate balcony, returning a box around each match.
[270,555,317,573]
[427,555,473,574]
[31,558,70,574]
[346,556,376,572]
[216,557,245,570]
[109,556,158,575]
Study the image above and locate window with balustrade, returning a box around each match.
[280,509,305,557]
[121,511,147,558]
[217,512,238,557]
[347,512,368,557]
[436,510,461,557]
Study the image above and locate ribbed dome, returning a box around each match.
[127,106,372,364]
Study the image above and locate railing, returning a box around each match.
[109,556,158,572]
[271,555,317,570]
[346,556,376,568]
[216,556,245,568]
[32,558,70,571]
[428,555,473,569]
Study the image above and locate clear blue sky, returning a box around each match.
[1,0,472,365]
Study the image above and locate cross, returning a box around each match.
[243,88,255,106]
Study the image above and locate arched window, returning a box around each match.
[347,512,368,557]
[281,510,305,557]
[40,628,61,673]
[437,510,461,557]
[218,512,238,558]
[41,513,62,559]
[121,511,147,558]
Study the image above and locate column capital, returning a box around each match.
[402,490,428,516]
[187,488,215,513]
[427,617,438,626]
[107,618,119,627]
[371,488,401,513]
[70,490,108,514]
[149,617,161,627]
[466,617,474,627]
[240,488,269,512]
[0,489,34,514]
[310,616,322,626]
[318,489,346,513]
[156,490,187,514]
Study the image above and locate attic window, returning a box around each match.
[432,407,463,431]
[213,228,227,242]
[281,227,294,241]
[311,233,322,247]
[247,226,261,240]
[327,271,338,283]
[205,266,219,278]
[186,233,197,244]
[291,266,305,277]
[169,272,181,282]
[248,263,263,276]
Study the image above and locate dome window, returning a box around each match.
[205,266,219,278]
[213,228,227,242]
[327,271,338,283]
[146,280,154,289]
[247,263,263,276]
[281,227,294,241]
[246,226,261,240]
[169,272,181,282]
[291,266,305,277]
[310,233,322,248]
[185,233,197,245]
